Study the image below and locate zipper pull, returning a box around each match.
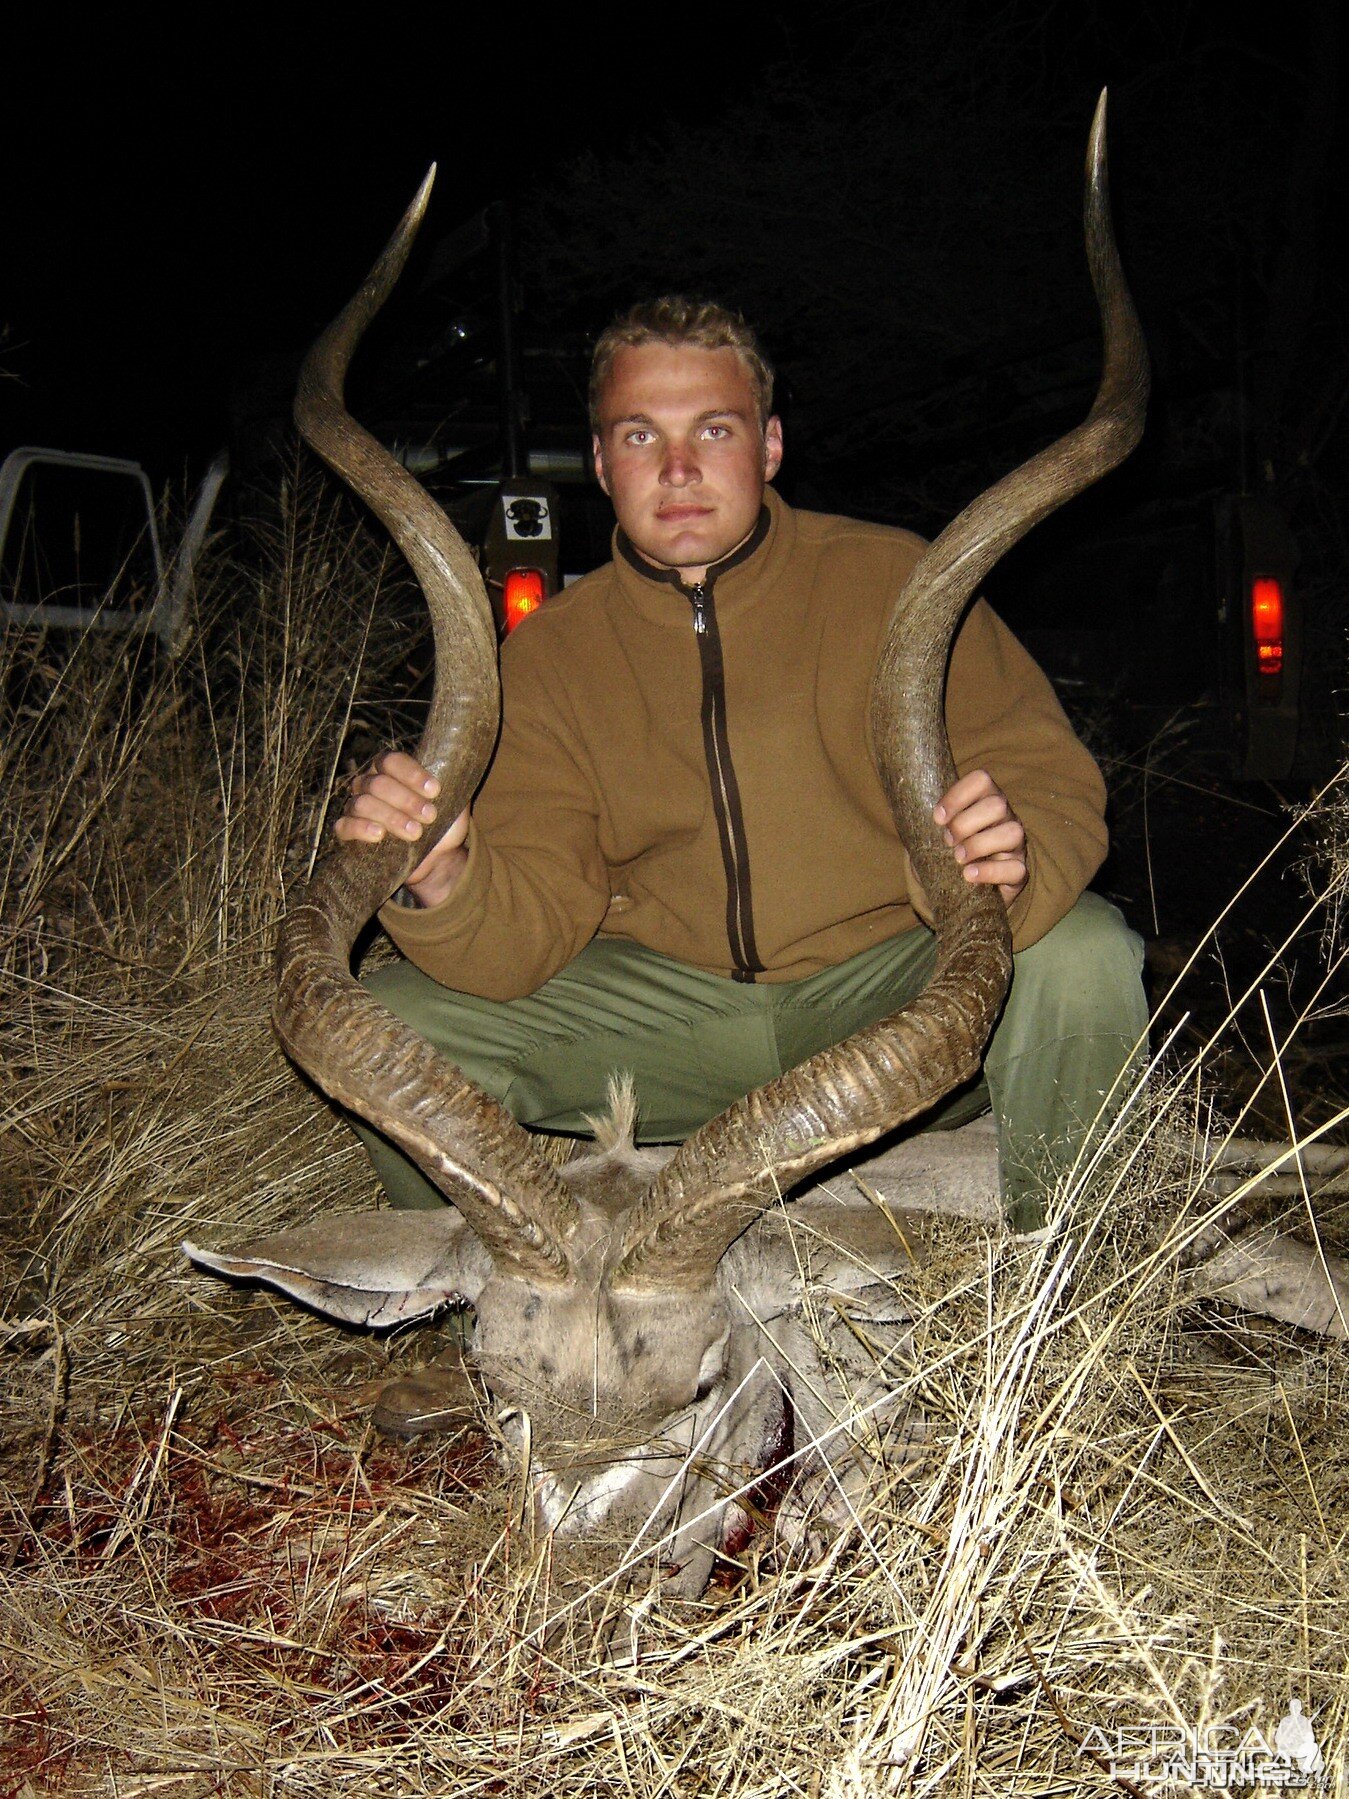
[690,583,707,634]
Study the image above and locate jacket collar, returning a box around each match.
[610,487,792,624]
[616,501,771,592]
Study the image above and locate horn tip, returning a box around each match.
[413,164,437,219]
[1089,90,1109,173]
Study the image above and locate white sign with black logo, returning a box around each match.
[503,496,553,543]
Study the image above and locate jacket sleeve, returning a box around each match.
[899,599,1108,952]
[376,628,611,1000]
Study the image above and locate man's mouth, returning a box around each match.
[657,505,713,522]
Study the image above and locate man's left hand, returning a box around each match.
[933,770,1027,907]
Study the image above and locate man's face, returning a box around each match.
[592,342,783,584]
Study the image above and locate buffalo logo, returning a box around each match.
[504,497,551,541]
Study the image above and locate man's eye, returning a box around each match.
[701,425,729,440]
[625,430,653,446]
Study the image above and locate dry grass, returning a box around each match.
[2,487,1347,1796]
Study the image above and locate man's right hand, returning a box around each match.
[335,750,469,908]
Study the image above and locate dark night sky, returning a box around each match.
[3,7,1342,491]
[2,13,813,477]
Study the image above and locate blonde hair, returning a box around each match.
[589,296,775,433]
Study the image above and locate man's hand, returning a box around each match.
[933,770,1027,907]
[336,750,469,909]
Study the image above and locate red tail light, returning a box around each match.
[503,567,546,633]
[1250,575,1285,676]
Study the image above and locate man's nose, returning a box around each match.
[660,442,700,485]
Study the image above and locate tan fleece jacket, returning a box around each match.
[381,488,1107,999]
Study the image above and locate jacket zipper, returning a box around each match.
[688,579,763,982]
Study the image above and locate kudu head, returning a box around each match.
[188,96,1147,1567]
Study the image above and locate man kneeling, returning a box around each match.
[335,298,1147,1432]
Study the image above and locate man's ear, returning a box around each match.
[764,415,784,481]
[592,433,610,495]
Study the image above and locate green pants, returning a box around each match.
[357,893,1147,1232]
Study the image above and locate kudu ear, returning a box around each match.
[182,1210,490,1328]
